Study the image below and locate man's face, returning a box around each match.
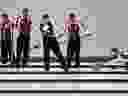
[2,16,8,23]
[70,17,76,23]
[23,11,28,16]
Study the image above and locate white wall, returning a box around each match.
[0,0,111,57]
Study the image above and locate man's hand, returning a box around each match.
[56,33,65,39]
[58,39,67,44]
[57,35,67,44]
[80,31,96,40]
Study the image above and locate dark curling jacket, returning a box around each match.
[18,16,32,39]
[67,23,80,40]
[0,20,14,40]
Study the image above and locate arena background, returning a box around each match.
[0,1,110,58]
[0,0,127,95]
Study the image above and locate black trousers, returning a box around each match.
[43,36,66,68]
[16,35,30,65]
[67,38,80,67]
[1,40,15,64]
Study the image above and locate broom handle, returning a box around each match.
[11,23,14,62]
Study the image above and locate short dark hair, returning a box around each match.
[22,8,29,13]
[69,13,76,18]
[42,14,49,19]
[1,13,8,18]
